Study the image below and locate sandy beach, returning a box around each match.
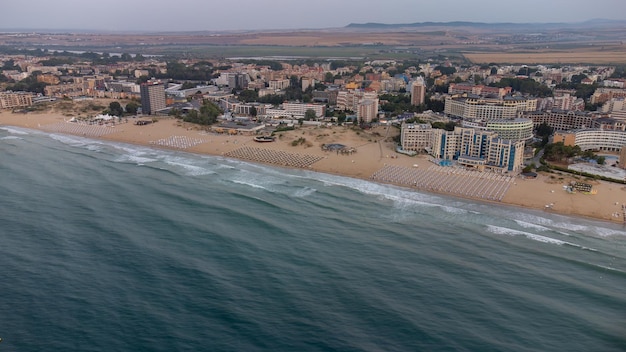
[2,109,626,223]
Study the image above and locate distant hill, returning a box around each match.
[345,19,626,31]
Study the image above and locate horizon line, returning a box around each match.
[0,18,624,34]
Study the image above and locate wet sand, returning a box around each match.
[2,110,626,223]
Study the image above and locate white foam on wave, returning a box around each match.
[228,169,287,191]
[596,265,626,273]
[0,136,23,141]
[164,159,215,176]
[589,227,626,238]
[0,126,29,135]
[487,225,569,245]
[486,225,597,251]
[231,179,268,190]
[116,154,158,165]
[49,133,93,147]
[514,220,550,232]
[313,171,472,215]
[293,187,316,198]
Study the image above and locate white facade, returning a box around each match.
[282,103,325,119]
[554,129,626,152]
[401,124,525,172]
[445,96,537,121]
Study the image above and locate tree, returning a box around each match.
[183,100,223,125]
[6,75,48,94]
[181,82,197,90]
[109,101,124,117]
[570,74,588,85]
[2,59,20,71]
[289,75,299,88]
[431,121,456,131]
[535,122,553,137]
[238,89,258,103]
[304,109,317,121]
[492,78,552,97]
[169,108,182,118]
[543,142,582,163]
[337,112,346,125]
[136,76,150,84]
[125,102,139,115]
[434,66,456,75]
[325,72,334,83]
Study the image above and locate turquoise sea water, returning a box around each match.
[1,126,625,352]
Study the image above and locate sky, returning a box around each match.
[1,0,625,32]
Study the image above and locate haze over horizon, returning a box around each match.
[1,0,626,32]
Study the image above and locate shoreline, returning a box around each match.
[2,110,626,224]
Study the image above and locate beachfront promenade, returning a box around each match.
[371,165,514,201]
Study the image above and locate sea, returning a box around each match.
[1,125,625,352]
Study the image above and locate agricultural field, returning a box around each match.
[463,44,626,64]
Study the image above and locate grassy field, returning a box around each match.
[123,44,461,61]
[463,45,626,64]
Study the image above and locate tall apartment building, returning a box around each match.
[0,91,33,109]
[336,90,377,111]
[444,95,537,121]
[140,81,166,115]
[357,99,379,123]
[410,77,425,106]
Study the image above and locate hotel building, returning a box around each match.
[462,118,534,142]
[357,99,379,123]
[523,110,595,131]
[401,124,525,172]
[0,91,33,109]
[448,83,512,99]
[553,129,626,152]
[444,95,537,121]
[336,90,378,112]
[282,102,325,119]
[140,81,166,115]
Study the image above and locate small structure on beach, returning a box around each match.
[254,135,275,142]
[322,143,356,155]
[213,121,264,135]
[571,181,596,194]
